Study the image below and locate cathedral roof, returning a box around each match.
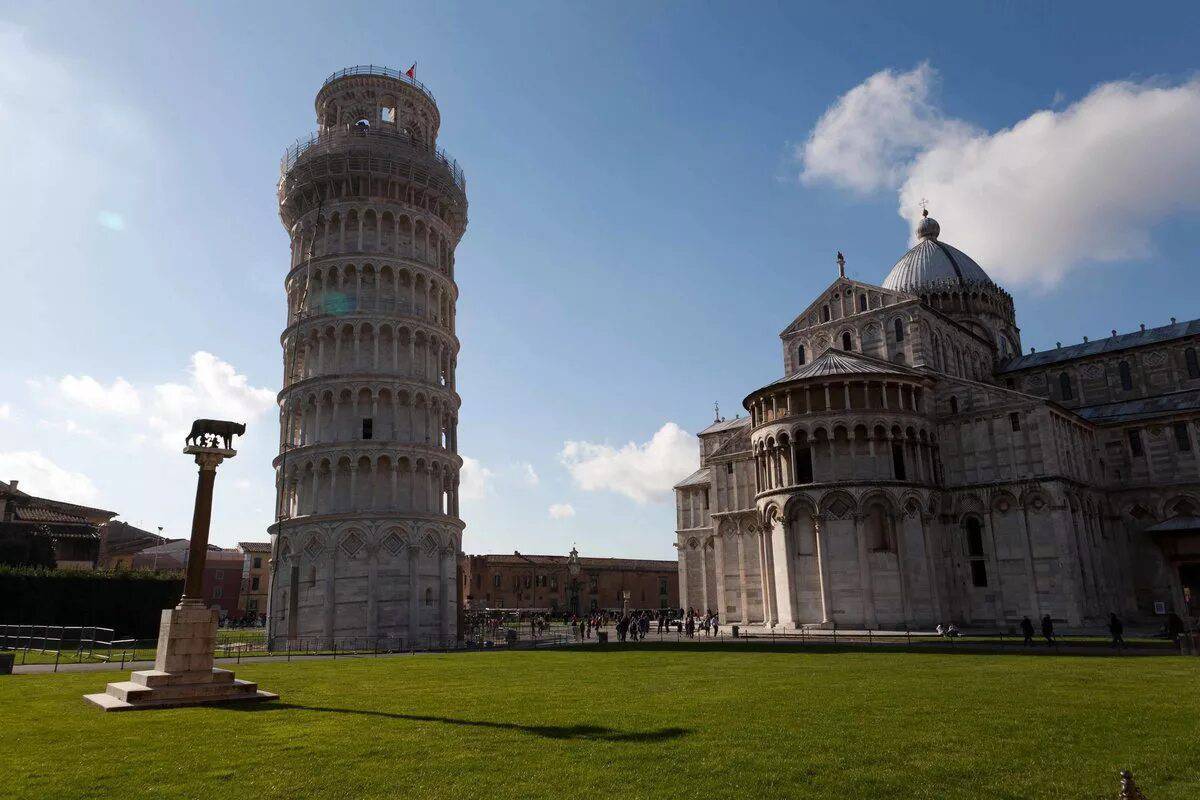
[770,348,922,385]
[998,318,1200,372]
[674,467,711,489]
[698,416,751,436]
[881,212,997,295]
[1076,388,1200,424]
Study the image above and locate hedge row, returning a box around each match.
[0,566,184,637]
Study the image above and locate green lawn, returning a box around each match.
[1,644,1196,799]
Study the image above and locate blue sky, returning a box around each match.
[2,2,1199,559]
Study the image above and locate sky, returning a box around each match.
[2,2,1199,560]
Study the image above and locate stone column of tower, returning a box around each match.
[268,66,468,648]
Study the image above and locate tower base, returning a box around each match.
[83,602,277,711]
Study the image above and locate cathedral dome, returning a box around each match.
[881,212,996,295]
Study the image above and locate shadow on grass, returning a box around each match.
[232,702,690,742]
[553,640,1175,658]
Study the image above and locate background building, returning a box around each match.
[237,541,271,618]
[269,65,469,646]
[461,549,678,614]
[0,479,117,569]
[98,521,168,569]
[676,212,1200,630]
[131,540,243,617]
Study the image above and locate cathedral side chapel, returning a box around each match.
[675,211,1200,629]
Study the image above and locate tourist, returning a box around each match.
[1041,614,1055,646]
[1020,616,1035,646]
[712,614,720,638]
[1109,613,1125,648]
[936,623,946,637]
[685,614,694,638]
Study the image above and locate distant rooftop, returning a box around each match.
[1000,318,1200,373]
[698,416,751,436]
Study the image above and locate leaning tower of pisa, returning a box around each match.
[268,66,468,648]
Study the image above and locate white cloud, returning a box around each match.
[0,451,101,505]
[560,422,696,505]
[800,65,1200,287]
[459,457,495,501]
[148,352,276,444]
[0,403,10,420]
[57,375,141,415]
[799,62,974,194]
[519,462,540,486]
[37,352,275,449]
[548,503,575,519]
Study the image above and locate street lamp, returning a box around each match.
[567,546,581,616]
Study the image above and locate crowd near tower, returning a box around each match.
[269,66,468,647]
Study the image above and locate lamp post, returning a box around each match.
[567,546,581,616]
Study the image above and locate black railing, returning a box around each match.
[281,124,466,192]
[321,65,436,103]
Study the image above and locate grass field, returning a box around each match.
[2,644,1196,799]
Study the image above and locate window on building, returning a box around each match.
[550,577,557,590]
[659,577,668,595]
[213,586,224,599]
[822,306,830,322]
[381,105,396,124]
[253,557,262,569]
[891,443,907,480]
[492,574,501,588]
[1059,372,1074,400]
[215,570,224,580]
[949,396,959,414]
[858,294,868,312]
[1128,429,1144,457]
[1174,422,1192,452]
[247,598,258,612]
[425,588,433,606]
[725,462,734,475]
[796,344,806,366]
[1188,348,1200,379]
[894,318,905,342]
[841,332,853,351]
[796,446,814,484]
[362,418,373,439]
[1119,361,1133,391]
[1009,412,1021,432]
[251,576,260,591]
[965,517,988,587]
[475,574,481,588]
[589,576,598,591]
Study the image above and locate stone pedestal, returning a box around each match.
[84,602,277,711]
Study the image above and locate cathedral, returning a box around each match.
[674,211,1200,630]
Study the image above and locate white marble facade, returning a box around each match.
[676,213,1200,630]
[268,66,468,646]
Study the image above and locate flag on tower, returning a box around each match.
[405,63,416,78]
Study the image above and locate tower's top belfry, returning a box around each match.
[315,66,442,147]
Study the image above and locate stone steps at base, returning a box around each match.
[84,686,277,712]
[131,668,234,688]
[105,677,261,703]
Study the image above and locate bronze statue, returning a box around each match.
[185,419,246,450]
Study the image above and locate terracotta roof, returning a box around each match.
[238,541,272,552]
[13,506,91,524]
[999,318,1200,373]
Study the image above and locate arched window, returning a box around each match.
[1059,372,1074,400]
[949,396,959,414]
[1187,348,1200,379]
[858,294,868,312]
[894,318,905,342]
[796,345,806,366]
[425,587,434,606]
[866,503,895,552]
[1119,361,1133,391]
[841,331,853,351]
[964,517,988,587]
[822,305,831,322]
